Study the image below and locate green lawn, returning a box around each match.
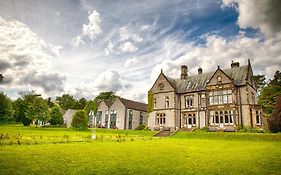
[0,125,280,175]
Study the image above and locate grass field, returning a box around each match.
[0,125,281,175]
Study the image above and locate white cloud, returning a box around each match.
[82,10,102,39]
[124,57,139,67]
[71,36,85,47]
[0,16,66,97]
[151,33,281,81]
[119,41,138,53]
[221,0,281,38]
[94,70,122,91]
[72,10,102,47]
[119,26,143,42]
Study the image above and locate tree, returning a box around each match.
[94,91,117,102]
[77,98,87,109]
[84,100,98,115]
[12,98,26,122]
[25,97,50,127]
[56,94,76,110]
[147,90,154,118]
[73,97,87,110]
[0,92,14,123]
[50,106,63,125]
[253,74,266,94]
[268,95,281,133]
[17,90,40,126]
[45,97,55,108]
[71,110,88,129]
[258,71,281,116]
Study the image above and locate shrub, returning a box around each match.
[50,106,63,125]
[135,124,146,130]
[71,110,88,129]
[22,117,32,126]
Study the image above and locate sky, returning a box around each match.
[0,0,281,102]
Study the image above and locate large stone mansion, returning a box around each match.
[148,60,267,131]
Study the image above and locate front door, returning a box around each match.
[219,116,224,128]
[187,118,193,128]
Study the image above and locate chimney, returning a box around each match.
[231,61,240,68]
[198,67,203,74]
[181,65,188,79]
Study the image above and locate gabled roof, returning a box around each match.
[150,71,175,91]
[165,65,249,93]
[118,97,147,112]
[103,100,113,108]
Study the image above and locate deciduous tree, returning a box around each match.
[268,95,281,133]
[56,94,76,110]
[258,71,281,116]
[50,106,63,125]
[94,91,117,102]
[25,97,50,127]
[71,110,88,129]
[0,92,14,123]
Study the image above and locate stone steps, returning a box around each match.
[154,130,172,137]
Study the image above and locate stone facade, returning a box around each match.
[92,97,147,130]
[148,60,267,131]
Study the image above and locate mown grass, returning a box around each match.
[0,124,280,175]
[0,124,156,145]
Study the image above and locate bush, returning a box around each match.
[22,117,32,126]
[238,126,264,133]
[71,110,88,129]
[135,124,146,130]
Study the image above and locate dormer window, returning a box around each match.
[217,76,222,84]
[158,83,164,91]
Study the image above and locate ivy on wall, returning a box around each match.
[147,90,154,118]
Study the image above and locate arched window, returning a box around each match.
[158,83,164,91]
[217,76,222,84]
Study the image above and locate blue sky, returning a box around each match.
[0,0,281,102]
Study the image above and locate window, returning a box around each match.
[209,110,234,125]
[140,112,144,125]
[184,113,196,126]
[105,111,109,128]
[154,98,157,109]
[165,96,170,108]
[110,110,117,129]
[217,76,222,84]
[128,110,133,130]
[199,93,206,106]
[185,95,193,108]
[156,113,166,126]
[209,89,232,105]
[96,111,102,127]
[256,110,261,125]
[158,83,164,91]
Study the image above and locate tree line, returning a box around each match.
[0,90,117,128]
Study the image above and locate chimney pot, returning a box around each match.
[181,65,188,79]
[231,61,240,68]
[198,67,203,74]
